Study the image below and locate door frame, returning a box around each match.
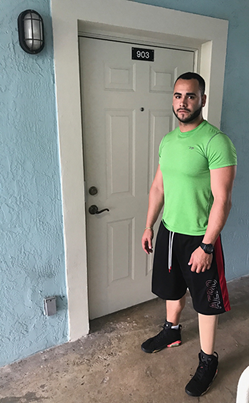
[51,0,229,341]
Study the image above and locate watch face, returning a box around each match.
[201,243,214,254]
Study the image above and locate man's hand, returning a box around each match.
[188,247,213,273]
[142,228,154,254]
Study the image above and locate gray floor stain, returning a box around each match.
[0,392,47,402]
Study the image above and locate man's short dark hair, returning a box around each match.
[175,72,205,96]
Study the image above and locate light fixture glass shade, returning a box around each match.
[18,10,44,54]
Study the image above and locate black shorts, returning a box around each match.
[152,222,231,315]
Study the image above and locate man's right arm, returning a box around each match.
[142,164,164,254]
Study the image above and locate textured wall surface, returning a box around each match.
[0,0,68,367]
[132,0,249,280]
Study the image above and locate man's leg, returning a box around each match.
[141,296,185,353]
[179,234,227,396]
[185,314,219,397]
[166,295,186,325]
[198,313,218,355]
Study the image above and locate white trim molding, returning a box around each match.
[51,0,228,341]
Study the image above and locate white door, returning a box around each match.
[79,37,194,319]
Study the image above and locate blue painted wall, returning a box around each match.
[132,0,249,280]
[0,0,68,367]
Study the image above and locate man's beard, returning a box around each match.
[172,105,202,124]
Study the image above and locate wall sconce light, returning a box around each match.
[18,10,44,54]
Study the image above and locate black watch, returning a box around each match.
[200,242,214,254]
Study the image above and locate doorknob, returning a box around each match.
[88,205,110,215]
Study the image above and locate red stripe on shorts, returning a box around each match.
[214,236,231,312]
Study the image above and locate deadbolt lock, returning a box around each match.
[89,186,98,195]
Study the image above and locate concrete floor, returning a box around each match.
[0,276,249,403]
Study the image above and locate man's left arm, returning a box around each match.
[189,165,237,273]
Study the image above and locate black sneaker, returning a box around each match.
[185,350,218,397]
[141,320,182,353]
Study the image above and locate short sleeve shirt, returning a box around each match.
[159,120,237,235]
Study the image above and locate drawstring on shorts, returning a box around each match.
[168,231,175,272]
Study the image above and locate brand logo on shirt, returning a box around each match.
[189,146,194,150]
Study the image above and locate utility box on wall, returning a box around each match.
[44,297,57,316]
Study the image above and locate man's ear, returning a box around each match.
[202,94,207,107]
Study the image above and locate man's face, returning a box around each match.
[172,78,206,124]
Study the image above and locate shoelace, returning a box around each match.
[157,325,168,338]
[194,353,218,381]
[152,323,171,342]
[194,361,210,381]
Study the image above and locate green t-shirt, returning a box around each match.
[159,120,237,235]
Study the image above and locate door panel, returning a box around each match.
[79,37,194,319]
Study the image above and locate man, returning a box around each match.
[141,72,237,397]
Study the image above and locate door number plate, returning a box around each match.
[132,47,154,62]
